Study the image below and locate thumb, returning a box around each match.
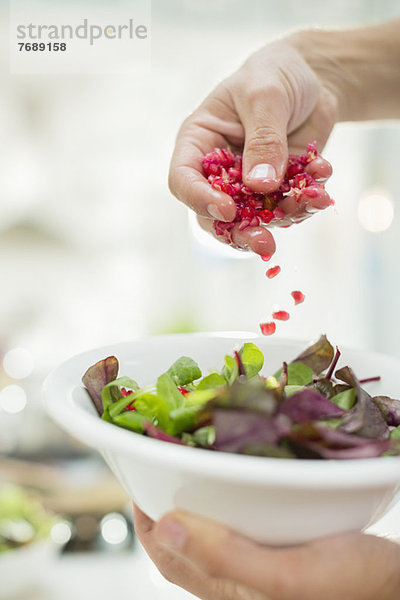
[240,88,290,193]
[154,510,290,596]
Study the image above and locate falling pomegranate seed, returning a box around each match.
[291,290,305,305]
[266,265,281,279]
[272,310,290,321]
[260,322,276,336]
[261,254,272,262]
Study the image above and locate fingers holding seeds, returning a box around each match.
[304,156,333,183]
[169,122,237,222]
[197,216,276,257]
[275,186,332,224]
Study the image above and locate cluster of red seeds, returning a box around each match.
[201,142,322,244]
[121,387,135,411]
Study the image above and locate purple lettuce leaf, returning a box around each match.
[373,396,400,426]
[293,439,391,459]
[279,388,345,423]
[213,409,291,454]
[336,368,389,440]
[144,422,187,445]
[82,356,119,416]
[334,366,356,386]
[292,334,334,375]
[287,423,391,459]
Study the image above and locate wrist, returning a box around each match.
[287,20,400,122]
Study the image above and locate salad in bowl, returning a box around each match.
[43,333,400,545]
[82,335,400,461]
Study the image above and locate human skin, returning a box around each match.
[168,18,400,256]
[134,504,400,600]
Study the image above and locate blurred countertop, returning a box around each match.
[13,545,196,600]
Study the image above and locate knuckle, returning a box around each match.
[247,82,283,107]
[246,84,267,106]
[246,126,283,154]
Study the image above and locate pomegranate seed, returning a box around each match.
[249,216,261,227]
[238,219,250,231]
[258,209,274,224]
[291,290,305,305]
[125,402,136,411]
[272,310,290,321]
[261,254,271,262]
[177,386,189,395]
[121,387,133,397]
[260,322,276,336]
[266,265,281,279]
[287,164,303,178]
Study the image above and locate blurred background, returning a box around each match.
[1,0,400,598]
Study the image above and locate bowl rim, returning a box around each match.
[43,332,400,490]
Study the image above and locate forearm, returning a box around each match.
[289,18,400,122]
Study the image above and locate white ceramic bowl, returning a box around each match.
[43,333,400,545]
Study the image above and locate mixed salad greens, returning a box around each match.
[82,335,400,459]
[0,486,56,553]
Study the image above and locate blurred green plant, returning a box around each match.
[151,314,202,335]
[0,486,57,552]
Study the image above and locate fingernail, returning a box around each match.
[248,163,277,181]
[207,203,226,221]
[155,518,187,551]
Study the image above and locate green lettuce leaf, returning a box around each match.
[284,384,305,397]
[221,343,264,384]
[167,357,202,386]
[239,343,264,379]
[221,354,238,384]
[183,389,217,407]
[331,388,356,410]
[112,410,147,433]
[275,362,314,386]
[133,388,170,431]
[196,373,226,390]
[169,404,204,435]
[156,373,185,411]
[101,376,139,413]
